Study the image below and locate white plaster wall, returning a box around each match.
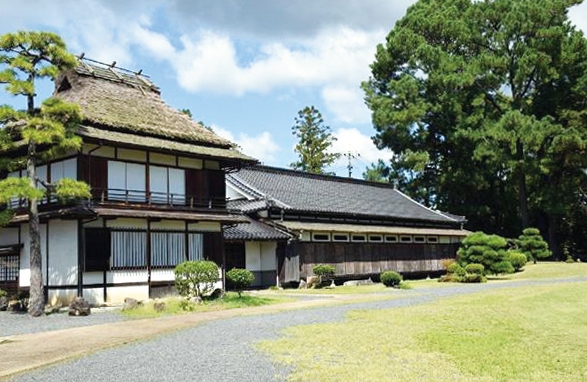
[48,289,77,306]
[85,145,116,158]
[205,161,220,170]
[83,287,104,305]
[47,220,78,286]
[117,148,146,162]
[83,272,103,284]
[151,220,185,230]
[84,218,104,228]
[260,242,277,271]
[0,227,19,245]
[108,270,148,284]
[151,269,175,282]
[178,156,202,169]
[245,242,261,271]
[226,183,246,200]
[188,222,221,232]
[19,224,47,287]
[107,218,148,229]
[150,152,175,166]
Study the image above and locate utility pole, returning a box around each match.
[343,152,360,178]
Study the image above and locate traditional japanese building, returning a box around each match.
[0,60,255,304]
[225,165,469,286]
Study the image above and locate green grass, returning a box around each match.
[497,261,587,281]
[259,266,587,381]
[120,292,292,318]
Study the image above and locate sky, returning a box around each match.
[2,1,587,178]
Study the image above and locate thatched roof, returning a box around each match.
[54,61,240,150]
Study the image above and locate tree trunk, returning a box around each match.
[516,140,529,230]
[548,214,561,261]
[27,139,44,317]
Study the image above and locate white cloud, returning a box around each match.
[212,125,280,164]
[321,85,370,124]
[330,127,391,172]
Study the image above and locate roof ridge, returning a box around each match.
[246,164,398,189]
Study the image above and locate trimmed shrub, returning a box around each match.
[0,289,6,298]
[174,260,219,299]
[566,255,576,264]
[463,273,486,283]
[518,228,551,263]
[447,263,466,277]
[381,271,403,287]
[457,231,514,275]
[226,268,255,297]
[507,251,527,271]
[465,263,485,275]
[312,264,336,277]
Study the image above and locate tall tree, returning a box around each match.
[0,31,90,316]
[362,0,587,251]
[290,106,339,175]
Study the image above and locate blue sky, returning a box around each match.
[2,1,587,177]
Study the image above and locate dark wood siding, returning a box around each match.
[185,169,226,208]
[225,242,245,270]
[80,155,108,199]
[290,242,460,280]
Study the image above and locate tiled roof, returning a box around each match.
[226,199,270,214]
[227,166,465,225]
[224,217,291,241]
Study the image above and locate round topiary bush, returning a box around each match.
[465,263,485,275]
[312,264,336,277]
[448,263,466,277]
[380,270,403,287]
[518,228,551,263]
[226,268,255,297]
[507,250,527,271]
[457,231,514,275]
[174,260,219,299]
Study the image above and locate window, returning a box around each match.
[51,158,77,182]
[108,161,146,202]
[369,235,383,242]
[427,236,439,243]
[151,232,185,268]
[413,236,426,243]
[111,230,147,269]
[0,255,19,282]
[188,233,204,261]
[332,233,349,242]
[385,235,398,243]
[351,234,366,242]
[312,233,330,242]
[149,165,185,205]
[400,235,412,243]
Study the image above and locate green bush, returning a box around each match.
[0,289,6,298]
[565,255,575,264]
[507,251,527,271]
[447,263,466,277]
[380,271,403,287]
[465,263,485,275]
[457,231,514,275]
[518,228,551,263]
[312,264,336,277]
[174,260,219,299]
[226,268,255,297]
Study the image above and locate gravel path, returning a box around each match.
[10,277,587,382]
[0,308,126,337]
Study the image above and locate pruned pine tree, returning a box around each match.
[0,31,90,316]
[362,0,587,254]
[290,106,340,175]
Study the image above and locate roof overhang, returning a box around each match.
[0,244,23,256]
[93,207,248,224]
[276,221,470,237]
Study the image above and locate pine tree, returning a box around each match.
[0,31,90,316]
[290,106,339,175]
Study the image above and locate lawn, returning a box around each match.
[259,263,587,381]
[121,292,292,318]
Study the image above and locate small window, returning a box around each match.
[400,235,412,243]
[351,234,366,242]
[312,233,330,242]
[427,236,438,243]
[369,235,383,242]
[332,233,349,242]
[413,236,426,243]
[385,235,398,243]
